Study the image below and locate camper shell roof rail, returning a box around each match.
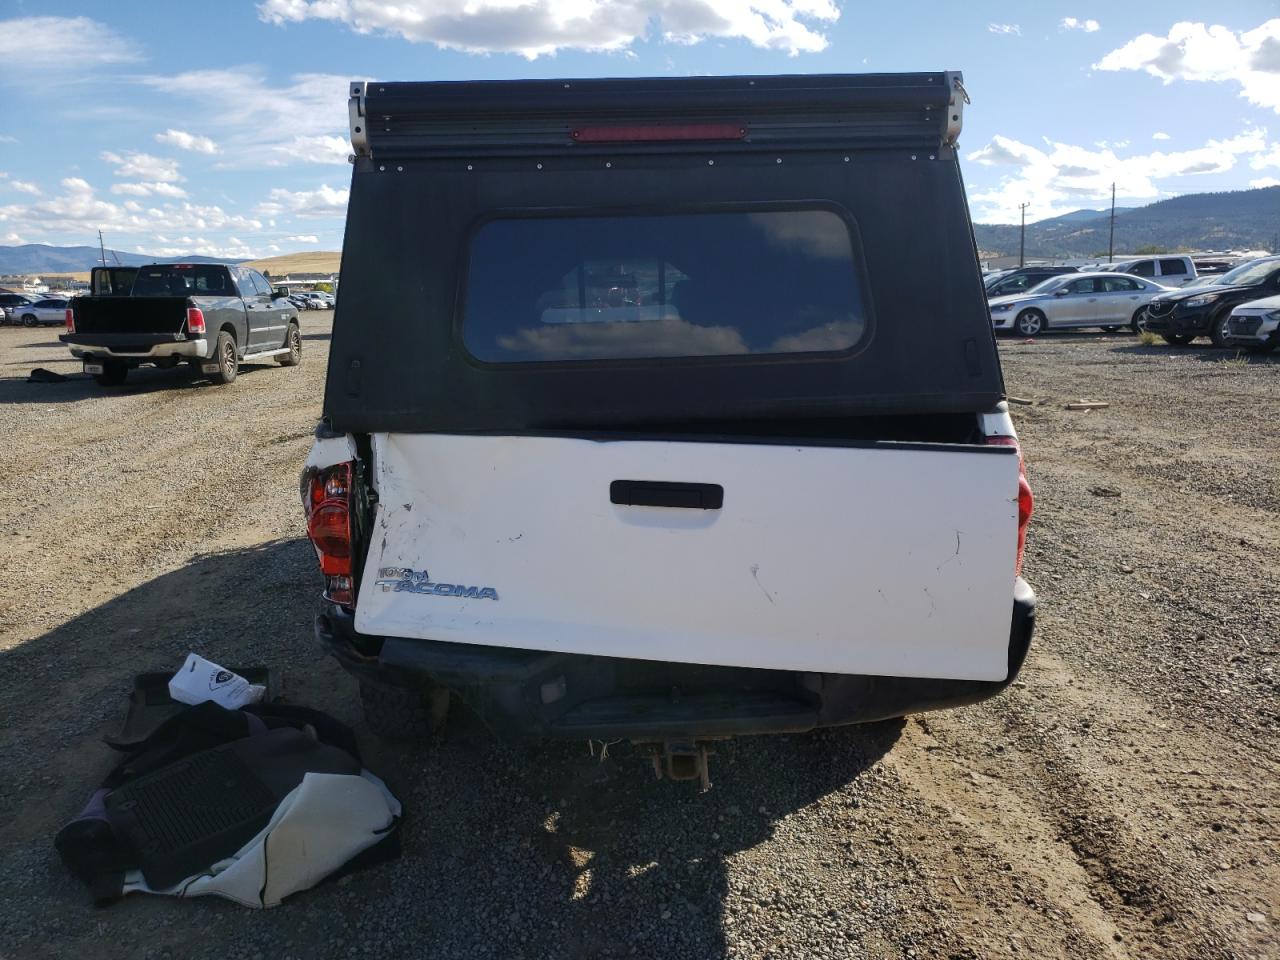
[349,72,966,160]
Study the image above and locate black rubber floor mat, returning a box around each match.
[104,727,358,889]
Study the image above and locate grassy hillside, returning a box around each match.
[244,251,342,276]
[973,186,1280,259]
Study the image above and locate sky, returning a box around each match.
[1,1,1279,260]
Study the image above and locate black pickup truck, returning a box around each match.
[63,263,302,386]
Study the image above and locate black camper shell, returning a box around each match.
[323,72,1003,436]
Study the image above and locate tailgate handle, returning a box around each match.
[610,480,723,510]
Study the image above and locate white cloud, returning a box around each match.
[256,184,349,219]
[0,16,142,73]
[154,129,219,154]
[987,23,1021,36]
[101,151,184,183]
[1250,176,1280,188]
[257,0,840,58]
[279,134,350,166]
[1061,17,1100,33]
[1095,19,1280,113]
[1152,131,1171,140]
[5,179,41,196]
[0,178,264,252]
[138,69,350,169]
[1250,143,1280,169]
[966,129,1267,222]
[284,234,320,243]
[110,182,189,199]
[0,135,17,144]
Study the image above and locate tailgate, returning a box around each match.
[72,297,187,335]
[354,434,1020,681]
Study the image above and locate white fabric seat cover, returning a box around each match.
[123,771,400,908]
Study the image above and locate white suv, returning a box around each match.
[1108,256,1197,287]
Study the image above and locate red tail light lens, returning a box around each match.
[303,461,354,604]
[571,123,747,143]
[186,306,206,336]
[985,435,1034,577]
[65,308,74,333]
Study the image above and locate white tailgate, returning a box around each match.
[355,434,1020,681]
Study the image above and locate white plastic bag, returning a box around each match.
[168,654,265,709]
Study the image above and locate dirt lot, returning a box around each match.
[0,316,1276,960]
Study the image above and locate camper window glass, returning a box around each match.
[462,209,868,363]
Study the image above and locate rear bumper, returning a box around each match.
[61,333,209,360]
[317,578,1036,740]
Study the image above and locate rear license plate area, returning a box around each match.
[83,362,103,375]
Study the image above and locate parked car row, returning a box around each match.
[985,254,1280,351]
[283,290,335,310]
[0,295,69,326]
[1142,255,1280,350]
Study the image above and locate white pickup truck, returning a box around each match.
[301,72,1035,782]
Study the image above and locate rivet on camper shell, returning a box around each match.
[536,162,543,170]
[379,165,385,171]
[379,87,385,93]
[605,162,612,168]
[910,155,917,161]
[843,156,850,162]
[707,159,715,166]
[466,164,473,171]
[397,165,403,172]
[775,158,782,164]
[563,83,570,89]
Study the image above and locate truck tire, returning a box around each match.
[277,322,302,366]
[210,330,238,384]
[360,680,450,741]
[1161,333,1196,346]
[94,360,128,386]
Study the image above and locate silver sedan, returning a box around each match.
[10,297,70,327]
[989,272,1170,337]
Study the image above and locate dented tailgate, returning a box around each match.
[354,433,1021,682]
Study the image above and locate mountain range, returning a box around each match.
[0,244,247,275]
[972,186,1280,259]
[4,183,1278,273]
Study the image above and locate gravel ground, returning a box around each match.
[0,319,1276,960]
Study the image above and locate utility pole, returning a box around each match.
[98,229,107,266]
[1108,182,1116,263]
[1018,202,1030,267]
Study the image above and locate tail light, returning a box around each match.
[985,435,1034,577]
[186,306,206,336]
[65,308,74,333]
[571,123,747,143]
[303,461,354,605]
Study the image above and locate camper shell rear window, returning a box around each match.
[461,208,870,363]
